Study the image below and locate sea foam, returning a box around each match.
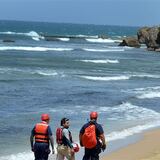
[0,46,73,52]
[83,48,125,52]
[0,67,60,77]
[80,75,130,81]
[0,31,44,41]
[80,59,119,64]
[57,38,70,41]
[86,38,115,43]
[107,120,160,142]
[124,86,160,99]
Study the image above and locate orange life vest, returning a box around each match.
[35,121,49,143]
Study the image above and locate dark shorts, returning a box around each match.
[83,142,101,160]
[34,142,50,160]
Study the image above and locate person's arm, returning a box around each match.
[48,126,55,154]
[99,134,106,146]
[30,128,35,152]
[79,133,83,147]
[98,124,106,151]
[79,126,84,147]
[49,135,54,154]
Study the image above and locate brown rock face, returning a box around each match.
[119,37,140,48]
[137,27,160,49]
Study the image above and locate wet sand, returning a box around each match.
[102,129,160,160]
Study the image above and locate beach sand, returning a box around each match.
[102,129,160,160]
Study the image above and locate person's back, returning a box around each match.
[30,114,55,160]
[79,112,106,160]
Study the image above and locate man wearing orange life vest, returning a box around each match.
[79,112,106,160]
[30,114,54,160]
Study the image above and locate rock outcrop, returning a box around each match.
[137,27,160,50]
[119,37,140,48]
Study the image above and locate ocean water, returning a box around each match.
[0,20,160,160]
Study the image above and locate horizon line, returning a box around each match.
[0,19,149,28]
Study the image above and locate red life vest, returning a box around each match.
[35,121,49,143]
[56,127,73,145]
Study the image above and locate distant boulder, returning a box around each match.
[156,27,160,45]
[3,39,15,43]
[119,37,140,48]
[44,37,57,41]
[155,48,160,52]
[137,27,160,49]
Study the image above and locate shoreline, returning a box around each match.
[102,128,160,160]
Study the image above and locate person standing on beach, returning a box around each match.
[79,111,106,160]
[56,117,75,160]
[30,113,54,160]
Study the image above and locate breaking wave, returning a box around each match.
[80,73,160,82]
[80,75,129,81]
[79,59,119,64]
[124,86,160,99]
[0,67,61,77]
[0,31,44,41]
[107,120,160,141]
[82,48,125,52]
[134,86,160,99]
[0,46,73,52]
[86,38,115,43]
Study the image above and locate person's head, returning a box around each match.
[41,113,50,123]
[90,111,98,121]
[61,118,70,128]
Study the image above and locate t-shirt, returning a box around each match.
[80,121,104,138]
[62,128,73,148]
[63,128,70,140]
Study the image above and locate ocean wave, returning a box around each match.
[106,102,160,121]
[72,34,98,38]
[80,72,160,82]
[0,31,44,41]
[35,70,58,76]
[0,46,73,52]
[0,67,60,77]
[79,59,119,64]
[0,152,33,160]
[0,149,57,160]
[85,38,115,43]
[137,92,160,99]
[107,120,160,142]
[50,102,160,121]
[57,38,70,41]
[132,74,160,79]
[80,75,130,81]
[124,86,160,99]
[135,86,160,99]
[42,34,98,42]
[82,48,125,52]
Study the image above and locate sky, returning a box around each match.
[0,0,160,26]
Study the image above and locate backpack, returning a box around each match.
[56,128,63,144]
[82,124,97,149]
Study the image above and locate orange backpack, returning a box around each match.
[82,124,97,149]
